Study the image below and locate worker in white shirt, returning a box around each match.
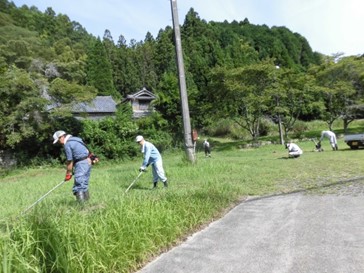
[319,130,338,151]
[285,142,303,158]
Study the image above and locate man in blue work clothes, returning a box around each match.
[136,135,168,189]
[53,130,92,202]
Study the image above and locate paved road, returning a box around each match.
[138,181,364,273]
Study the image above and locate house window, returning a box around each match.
[138,100,150,110]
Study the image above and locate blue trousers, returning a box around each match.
[152,160,167,183]
[73,159,91,194]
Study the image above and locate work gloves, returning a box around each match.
[139,166,146,172]
[65,173,73,181]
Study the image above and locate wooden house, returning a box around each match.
[125,87,156,118]
[72,96,117,120]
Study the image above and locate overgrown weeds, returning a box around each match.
[0,137,364,272]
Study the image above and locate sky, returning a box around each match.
[11,0,364,56]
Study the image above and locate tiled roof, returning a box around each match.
[72,96,117,113]
[126,87,156,100]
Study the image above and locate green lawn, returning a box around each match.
[1,138,364,272]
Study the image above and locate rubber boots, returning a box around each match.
[84,190,90,201]
[152,181,168,189]
[76,191,85,202]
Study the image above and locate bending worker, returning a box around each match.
[136,135,168,189]
[53,130,92,202]
[319,130,338,151]
[286,142,303,158]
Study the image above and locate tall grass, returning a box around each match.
[1,137,364,272]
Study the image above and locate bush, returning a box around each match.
[80,111,139,160]
[292,120,309,138]
[258,118,275,137]
[204,119,245,139]
[135,112,174,153]
[203,118,276,140]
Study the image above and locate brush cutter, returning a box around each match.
[311,138,323,152]
[125,172,144,193]
[20,179,66,216]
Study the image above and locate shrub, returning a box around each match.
[204,118,275,140]
[204,119,236,137]
[135,112,174,153]
[292,120,309,138]
[80,111,139,160]
[258,118,275,137]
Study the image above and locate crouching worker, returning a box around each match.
[136,135,168,189]
[53,130,92,202]
[285,142,303,158]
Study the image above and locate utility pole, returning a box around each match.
[170,0,195,163]
[275,65,284,145]
[276,97,284,145]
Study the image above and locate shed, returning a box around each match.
[125,87,156,118]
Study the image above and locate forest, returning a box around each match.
[0,0,364,165]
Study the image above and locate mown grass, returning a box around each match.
[1,137,364,272]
